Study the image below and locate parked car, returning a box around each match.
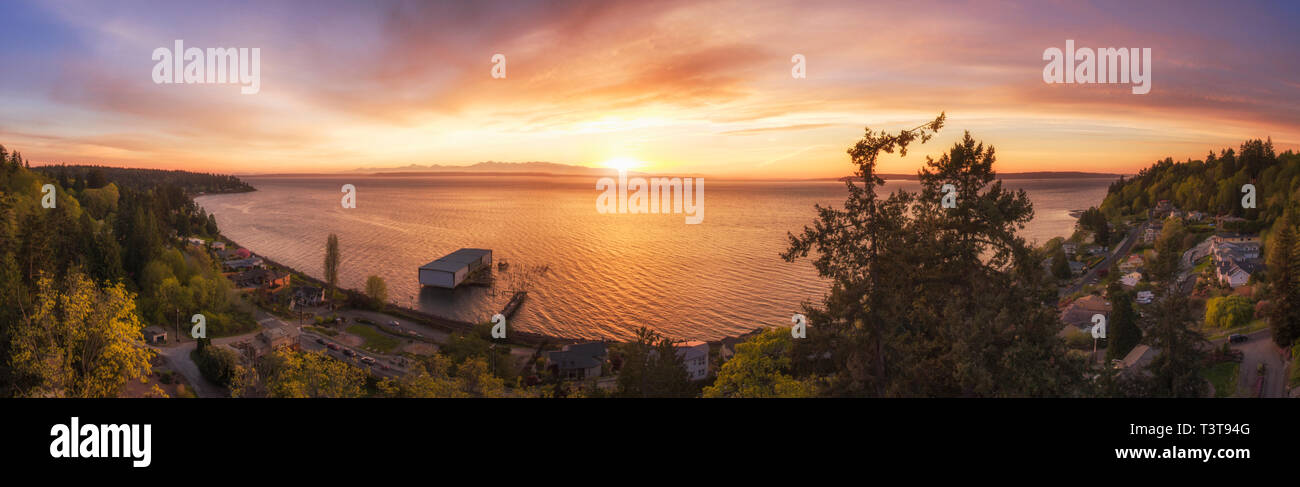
[361,356,376,365]
[315,338,325,345]
[1229,334,1248,344]
[390,320,400,327]
[342,348,355,357]
[407,330,422,337]
[326,343,339,351]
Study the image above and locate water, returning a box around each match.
[196,175,1113,341]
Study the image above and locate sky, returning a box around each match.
[1,0,1298,178]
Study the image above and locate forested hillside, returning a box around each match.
[0,144,256,397]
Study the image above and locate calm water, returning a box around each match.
[196,175,1112,341]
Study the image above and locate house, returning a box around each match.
[222,257,264,271]
[546,341,607,380]
[291,286,325,308]
[1062,242,1078,257]
[1142,222,1163,244]
[1213,232,1260,245]
[232,268,291,292]
[1120,271,1142,288]
[186,237,205,247]
[674,340,710,381]
[1060,294,1111,330]
[1068,261,1085,275]
[1187,211,1206,222]
[143,326,168,345]
[1136,290,1154,304]
[1216,260,1261,288]
[1119,254,1145,273]
[1118,344,1158,374]
[1216,215,1247,227]
[1149,200,1173,219]
[211,241,226,250]
[257,327,298,352]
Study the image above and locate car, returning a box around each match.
[390,320,400,327]
[342,349,355,357]
[326,343,339,351]
[1229,334,1248,344]
[315,338,325,345]
[361,356,376,365]
[407,330,422,337]
[379,364,390,371]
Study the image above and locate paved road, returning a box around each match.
[151,309,291,397]
[1211,329,1289,398]
[298,330,410,379]
[1062,222,1145,297]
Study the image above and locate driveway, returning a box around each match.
[1211,328,1289,398]
[149,309,288,398]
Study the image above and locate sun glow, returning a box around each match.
[602,157,645,171]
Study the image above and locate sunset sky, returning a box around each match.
[1,0,1298,178]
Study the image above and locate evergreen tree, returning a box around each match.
[1266,213,1300,347]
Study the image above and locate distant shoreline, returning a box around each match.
[231,170,1126,181]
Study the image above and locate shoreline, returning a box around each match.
[216,235,585,349]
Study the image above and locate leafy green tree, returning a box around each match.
[262,349,366,398]
[705,328,815,397]
[1205,295,1253,330]
[9,272,154,397]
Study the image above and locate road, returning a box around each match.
[298,330,410,379]
[1062,222,1145,297]
[151,309,292,397]
[1211,329,1289,398]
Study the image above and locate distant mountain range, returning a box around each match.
[352,161,615,176]
[346,163,1123,180]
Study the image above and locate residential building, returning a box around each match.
[546,341,607,380]
[232,268,291,293]
[1060,294,1111,330]
[1062,242,1077,257]
[222,257,264,271]
[674,340,710,381]
[1119,254,1144,273]
[143,326,167,345]
[1120,271,1142,288]
[291,286,326,308]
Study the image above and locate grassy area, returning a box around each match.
[347,324,399,354]
[305,326,337,337]
[1203,361,1240,398]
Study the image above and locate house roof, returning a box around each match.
[420,248,492,273]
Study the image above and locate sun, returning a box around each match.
[602,156,644,171]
